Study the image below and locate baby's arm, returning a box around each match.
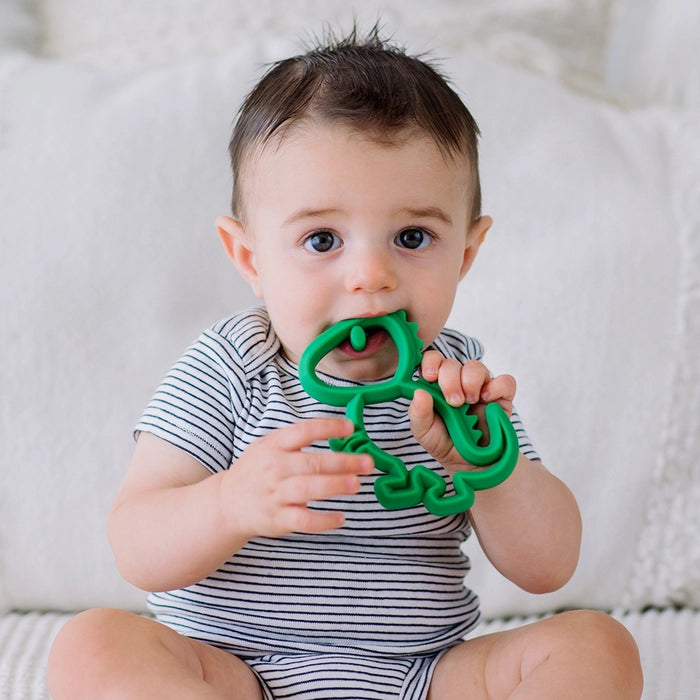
[108,419,373,592]
[409,352,581,594]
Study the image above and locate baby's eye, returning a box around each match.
[395,228,432,250]
[303,230,342,253]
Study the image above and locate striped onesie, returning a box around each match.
[135,306,538,699]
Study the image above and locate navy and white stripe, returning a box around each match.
[247,651,444,699]
[136,306,538,666]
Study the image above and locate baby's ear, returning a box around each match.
[216,216,263,298]
[459,215,492,280]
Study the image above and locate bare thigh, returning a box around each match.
[48,608,263,700]
[427,610,643,700]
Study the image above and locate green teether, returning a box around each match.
[349,325,367,352]
[298,311,519,516]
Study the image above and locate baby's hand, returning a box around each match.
[221,418,373,540]
[409,351,516,473]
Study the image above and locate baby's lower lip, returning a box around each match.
[338,328,389,358]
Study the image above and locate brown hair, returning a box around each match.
[229,26,482,223]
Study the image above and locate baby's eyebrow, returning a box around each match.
[283,207,341,225]
[400,206,454,225]
[283,205,454,227]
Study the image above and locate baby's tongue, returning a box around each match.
[338,328,389,358]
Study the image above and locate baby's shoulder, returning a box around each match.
[178,306,280,385]
[207,305,279,361]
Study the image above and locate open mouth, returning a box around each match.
[337,326,390,358]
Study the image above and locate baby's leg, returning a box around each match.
[47,608,263,700]
[427,610,642,699]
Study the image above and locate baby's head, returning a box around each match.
[229,26,483,226]
[219,27,491,381]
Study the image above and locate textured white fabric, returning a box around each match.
[0,613,66,700]
[1,609,697,700]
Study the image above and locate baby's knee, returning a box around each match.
[564,610,639,658]
[559,610,643,695]
[49,607,126,658]
[47,608,132,698]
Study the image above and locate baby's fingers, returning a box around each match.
[460,360,493,405]
[275,417,355,451]
[282,505,347,534]
[480,373,517,415]
[280,470,363,505]
[421,352,469,407]
[276,452,372,534]
[407,387,437,443]
[408,389,457,466]
[296,449,374,477]
[420,350,447,383]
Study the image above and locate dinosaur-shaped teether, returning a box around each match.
[298,311,519,516]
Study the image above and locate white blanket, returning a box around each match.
[2,609,698,700]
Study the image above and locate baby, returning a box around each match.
[48,28,642,699]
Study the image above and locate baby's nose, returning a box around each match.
[345,249,397,293]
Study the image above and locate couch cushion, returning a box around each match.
[449,58,700,616]
[1,40,698,615]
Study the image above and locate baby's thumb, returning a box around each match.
[409,389,457,468]
[408,389,435,445]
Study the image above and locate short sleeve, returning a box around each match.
[134,328,246,473]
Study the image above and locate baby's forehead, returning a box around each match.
[247,118,469,171]
[234,119,474,223]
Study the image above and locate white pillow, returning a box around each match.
[36,0,609,102]
[605,0,700,108]
[0,50,262,612]
[37,0,387,67]
[450,55,700,616]
[1,43,697,615]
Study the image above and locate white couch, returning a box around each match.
[1,1,699,698]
